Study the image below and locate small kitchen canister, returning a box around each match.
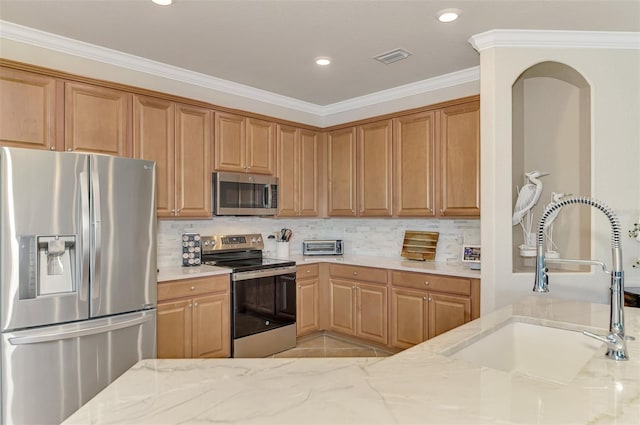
[276,241,290,259]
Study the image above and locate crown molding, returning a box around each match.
[319,66,480,116]
[469,29,640,52]
[0,20,479,118]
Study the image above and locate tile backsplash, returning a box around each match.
[158,217,480,268]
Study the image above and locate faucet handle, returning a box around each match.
[583,330,630,361]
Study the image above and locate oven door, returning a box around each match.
[232,267,296,357]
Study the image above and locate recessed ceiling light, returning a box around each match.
[152,0,173,5]
[436,8,461,23]
[315,57,331,66]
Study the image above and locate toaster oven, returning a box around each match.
[302,240,343,256]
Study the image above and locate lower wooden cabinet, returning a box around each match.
[296,264,320,336]
[328,265,388,345]
[390,270,479,349]
[157,275,230,358]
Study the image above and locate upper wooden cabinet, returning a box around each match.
[0,67,61,151]
[277,125,319,217]
[133,95,213,218]
[327,120,393,217]
[393,111,437,217]
[439,100,480,217]
[214,112,276,175]
[65,81,131,156]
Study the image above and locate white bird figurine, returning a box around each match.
[512,171,549,226]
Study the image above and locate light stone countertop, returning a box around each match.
[289,254,481,279]
[63,296,640,424]
[157,265,231,282]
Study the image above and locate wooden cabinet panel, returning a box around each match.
[439,101,480,217]
[328,279,357,335]
[0,67,60,150]
[356,282,388,345]
[157,299,193,358]
[296,276,320,336]
[214,111,245,172]
[65,81,131,156]
[277,125,297,216]
[246,117,276,175]
[133,95,175,217]
[192,293,230,358]
[329,264,387,284]
[297,263,319,278]
[393,111,436,217]
[357,120,393,216]
[175,104,212,217]
[391,288,428,349]
[298,129,319,216]
[428,293,471,338]
[327,128,357,216]
[157,275,230,359]
[391,271,471,296]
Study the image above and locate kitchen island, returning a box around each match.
[63,296,640,424]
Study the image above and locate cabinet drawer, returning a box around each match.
[297,263,319,279]
[329,264,387,284]
[158,275,229,301]
[391,271,470,296]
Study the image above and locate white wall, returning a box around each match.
[480,44,640,313]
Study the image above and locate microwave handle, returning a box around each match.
[264,184,271,208]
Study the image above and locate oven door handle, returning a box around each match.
[233,266,297,281]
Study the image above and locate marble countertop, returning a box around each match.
[157,265,231,282]
[289,254,481,279]
[63,296,640,424]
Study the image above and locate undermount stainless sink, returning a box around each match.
[445,321,603,384]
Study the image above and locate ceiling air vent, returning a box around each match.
[373,48,412,65]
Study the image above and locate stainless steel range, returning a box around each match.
[201,234,296,357]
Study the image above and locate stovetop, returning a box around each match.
[202,257,295,273]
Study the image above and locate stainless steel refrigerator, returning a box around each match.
[0,147,157,425]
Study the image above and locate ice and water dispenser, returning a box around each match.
[19,235,77,298]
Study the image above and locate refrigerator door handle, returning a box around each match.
[80,170,90,300]
[91,167,102,301]
[7,313,153,345]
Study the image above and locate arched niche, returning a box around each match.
[512,61,591,272]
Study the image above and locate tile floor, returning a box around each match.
[272,333,395,358]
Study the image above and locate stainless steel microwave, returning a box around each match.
[212,171,278,216]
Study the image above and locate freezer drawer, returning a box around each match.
[0,310,156,425]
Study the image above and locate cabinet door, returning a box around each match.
[192,293,230,358]
[394,111,436,217]
[356,282,388,344]
[428,293,471,339]
[298,129,319,216]
[0,67,60,151]
[327,128,357,216]
[439,101,480,217]
[391,287,428,349]
[276,125,298,217]
[214,111,245,172]
[157,299,193,358]
[296,277,320,336]
[65,81,131,156]
[175,104,213,217]
[246,117,276,175]
[357,120,393,217]
[133,95,175,217]
[328,278,356,335]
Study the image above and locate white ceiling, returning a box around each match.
[0,0,639,106]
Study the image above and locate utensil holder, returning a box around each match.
[276,241,290,259]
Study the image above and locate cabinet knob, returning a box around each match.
[194,302,198,307]
[188,303,193,308]
[176,209,182,214]
[298,285,301,288]
[190,286,195,291]
[353,271,358,276]
[424,281,429,286]
[352,285,356,290]
[428,297,432,302]
[66,148,72,152]
[423,296,427,300]
[306,269,311,273]
[49,147,55,151]
[171,209,176,213]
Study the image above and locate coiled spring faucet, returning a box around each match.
[533,196,630,361]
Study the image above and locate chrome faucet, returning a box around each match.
[533,196,630,361]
